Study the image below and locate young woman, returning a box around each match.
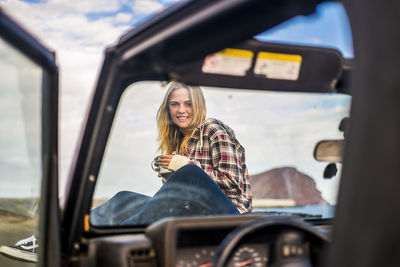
[154,81,252,213]
[91,81,252,225]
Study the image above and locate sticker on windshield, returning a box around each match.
[254,52,302,80]
[202,48,253,76]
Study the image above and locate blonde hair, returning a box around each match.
[156,81,206,154]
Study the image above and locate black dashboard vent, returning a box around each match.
[128,248,157,267]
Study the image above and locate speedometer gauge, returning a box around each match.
[228,244,268,267]
[176,246,216,267]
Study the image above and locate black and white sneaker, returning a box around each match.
[0,235,38,262]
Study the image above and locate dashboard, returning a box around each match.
[84,214,331,267]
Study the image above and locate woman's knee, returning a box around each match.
[164,165,222,192]
[111,191,151,203]
[168,164,210,183]
[177,164,204,175]
[112,190,132,199]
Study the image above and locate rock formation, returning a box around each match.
[250,167,328,206]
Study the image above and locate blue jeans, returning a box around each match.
[90,165,239,225]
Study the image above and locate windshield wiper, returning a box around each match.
[249,211,323,219]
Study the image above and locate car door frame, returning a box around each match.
[0,9,60,267]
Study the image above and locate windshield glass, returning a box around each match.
[89,1,352,227]
[91,81,350,226]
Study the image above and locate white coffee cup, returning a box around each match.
[151,156,173,179]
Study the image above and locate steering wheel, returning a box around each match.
[213,216,330,267]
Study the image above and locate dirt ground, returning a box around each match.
[0,197,109,266]
[0,213,38,266]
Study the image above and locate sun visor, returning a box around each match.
[167,39,345,93]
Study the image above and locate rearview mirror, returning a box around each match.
[314,140,344,163]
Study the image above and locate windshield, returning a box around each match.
[91,81,350,226]
[88,1,352,227]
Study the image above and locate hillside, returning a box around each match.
[250,167,328,206]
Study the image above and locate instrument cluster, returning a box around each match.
[175,242,269,267]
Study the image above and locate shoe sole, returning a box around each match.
[0,245,38,263]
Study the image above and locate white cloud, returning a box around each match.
[0,0,137,191]
[0,0,182,198]
[113,12,133,24]
[132,0,164,15]
[40,0,123,14]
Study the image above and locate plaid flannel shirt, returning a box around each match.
[184,118,252,213]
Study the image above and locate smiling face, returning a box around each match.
[168,87,193,130]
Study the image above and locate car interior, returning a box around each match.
[2,0,400,267]
[59,1,351,267]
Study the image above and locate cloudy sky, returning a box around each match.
[0,0,184,193]
[0,0,353,204]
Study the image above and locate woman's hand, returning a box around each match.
[155,151,176,169]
